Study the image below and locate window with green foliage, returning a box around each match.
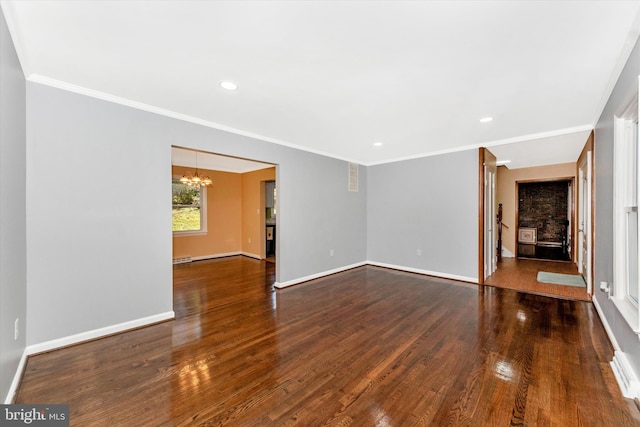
[172,180,207,234]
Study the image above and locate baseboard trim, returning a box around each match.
[274,261,478,289]
[366,261,479,284]
[501,247,515,258]
[274,262,367,289]
[611,350,640,399]
[240,252,262,260]
[592,296,640,399]
[189,252,263,262]
[25,311,175,356]
[191,252,242,261]
[592,296,621,350]
[4,349,28,404]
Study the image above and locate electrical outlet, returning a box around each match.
[14,318,19,340]
[330,249,334,257]
[248,237,251,244]
[600,281,609,292]
[417,249,422,256]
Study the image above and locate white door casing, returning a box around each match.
[578,151,592,294]
[484,168,496,279]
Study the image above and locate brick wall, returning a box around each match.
[518,180,570,243]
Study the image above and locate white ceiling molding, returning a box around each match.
[590,5,640,126]
[0,1,32,77]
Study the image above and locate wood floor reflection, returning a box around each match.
[15,257,639,426]
[485,257,591,301]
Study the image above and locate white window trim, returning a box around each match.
[612,83,640,337]
[172,175,208,237]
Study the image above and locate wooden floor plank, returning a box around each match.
[485,258,590,301]
[15,256,640,426]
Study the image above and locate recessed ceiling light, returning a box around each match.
[373,142,383,147]
[496,160,511,165]
[480,117,493,123]
[220,81,238,91]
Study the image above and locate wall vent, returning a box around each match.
[173,256,192,264]
[348,162,359,192]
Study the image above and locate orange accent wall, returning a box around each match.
[241,167,276,258]
[172,166,242,259]
[496,163,576,258]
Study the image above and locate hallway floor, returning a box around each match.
[485,258,590,301]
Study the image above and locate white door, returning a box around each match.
[578,151,592,293]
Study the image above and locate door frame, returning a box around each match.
[478,147,497,284]
[576,132,595,296]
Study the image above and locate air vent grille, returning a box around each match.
[348,163,359,192]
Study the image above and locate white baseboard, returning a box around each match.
[592,296,621,350]
[4,349,28,404]
[25,311,175,356]
[592,296,640,399]
[241,252,262,260]
[191,252,241,261]
[274,262,367,289]
[274,261,479,289]
[366,261,479,284]
[502,247,515,258]
[611,350,640,399]
[185,252,263,262]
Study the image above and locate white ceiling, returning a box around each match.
[171,146,273,173]
[487,129,593,170]
[4,1,640,168]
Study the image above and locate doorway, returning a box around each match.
[265,180,276,263]
[170,146,277,264]
[516,179,573,262]
[482,134,594,300]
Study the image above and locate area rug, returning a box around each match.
[537,271,586,287]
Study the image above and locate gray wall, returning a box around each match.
[594,35,640,376]
[25,82,367,345]
[367,150,479,281]
[0,9,27,402]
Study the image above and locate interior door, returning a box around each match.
[578,151,592,293]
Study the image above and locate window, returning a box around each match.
[172,179,207,235]
[613,88,640,334]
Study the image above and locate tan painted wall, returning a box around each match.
[496,162,576,258]
[172,165,242,258]
[241,167,276,258]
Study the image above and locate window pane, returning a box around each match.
[172,180,201,231]
[627,210,639,305]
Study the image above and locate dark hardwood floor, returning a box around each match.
[15,257,640,426]
[485,258,590,301]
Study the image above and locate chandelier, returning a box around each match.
[179,151,212,187]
